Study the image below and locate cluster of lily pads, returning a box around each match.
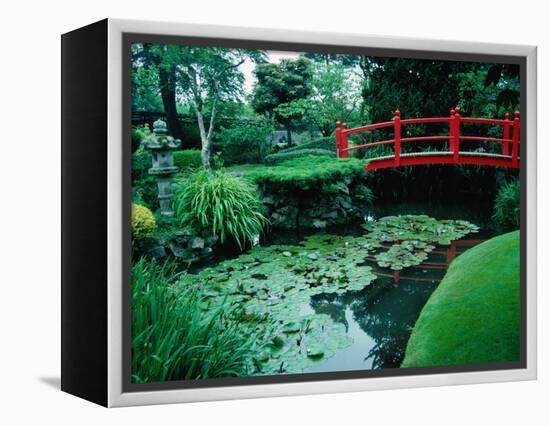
[362,215,479,270]
[173,214,479,375]
[175,234,376,375]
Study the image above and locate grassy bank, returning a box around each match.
[401,230,520,368]
[227,156,366,189]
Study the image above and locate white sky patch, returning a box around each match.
[240,50,303,95]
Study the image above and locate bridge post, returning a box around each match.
[394,110,401,166]
[449,108,456,152]
[335,121,342,158]
[502,112,511,155]
[512,111,520,167]
[341,122,349,158]
[453,107,461,163]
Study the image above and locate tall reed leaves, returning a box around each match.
[175,169,268,250]
[131,259,254,383]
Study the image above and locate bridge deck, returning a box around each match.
[364,151,519,170]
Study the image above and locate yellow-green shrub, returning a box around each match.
[132,203,156,239]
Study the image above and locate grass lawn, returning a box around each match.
[401,230,520,368]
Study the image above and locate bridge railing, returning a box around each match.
[335,107,520,168]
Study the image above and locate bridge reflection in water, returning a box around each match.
[366,238,486,287]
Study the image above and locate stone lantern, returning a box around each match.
[143,119,181,217]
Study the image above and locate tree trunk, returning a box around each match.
[286,126,292,144]
[158,65,182,140]
[195,109,211,172]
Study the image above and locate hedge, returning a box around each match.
[264,148,333,165]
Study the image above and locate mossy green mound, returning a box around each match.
[402,230,520,368]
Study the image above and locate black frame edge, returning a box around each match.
[61,18,109,407]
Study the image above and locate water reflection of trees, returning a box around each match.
[310,276,437,369]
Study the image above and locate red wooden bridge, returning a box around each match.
[335,108,520,171]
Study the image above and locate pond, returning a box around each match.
[180,201,499,375]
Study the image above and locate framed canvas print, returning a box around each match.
[61,19,537,407]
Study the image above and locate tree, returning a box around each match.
[251,57,313,143]
[173,47,265,171]
[362,57,473,125]
[132,44,182,140]
[303,52,361,68]
[305,62,362,136]
[483,63,520,112]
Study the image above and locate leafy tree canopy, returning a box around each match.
[251,57,313,142]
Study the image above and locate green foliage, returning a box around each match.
[402,231,520,367]
[264,148,333,165]
[132,147,158,210]
[278,136,335,153]
[216,119,273,165]
[131,204,156,239]
[173,149,202,172]
[353,183,375,204]
[131,147,151,180]
[251,57,313,141]
[131,125,151,153]
[244,156,366,190]
[493,178,520,230]
[131,259,255,383]
[131,62,163,113]
[305,62,362,136]
[363,57,473,125]
[455,67,520,127]
[175,170,268,250]
[132,177,158,211]
[483,63,520,111]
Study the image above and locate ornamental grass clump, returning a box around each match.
[175,169,268,250]
[131,203,156,239]
[131,259,255,383]
[492,178,520,230]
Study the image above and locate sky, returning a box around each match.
[239,50,302,95]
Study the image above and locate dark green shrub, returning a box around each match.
[132,147,157,210]
[132,177,158,211]
[264,148,333,165]
[493,178,520,230]
[173,149,202,171]
[216,120,273,165]
[131,259,255,383]
[175,169,268,250]
[131,125,151,153]
[132,148,151,181]
[278,136,335,153]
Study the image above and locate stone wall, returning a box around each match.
[136,227,219,265]
[260,177,372,230]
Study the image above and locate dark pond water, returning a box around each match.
[300,202,498,372]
